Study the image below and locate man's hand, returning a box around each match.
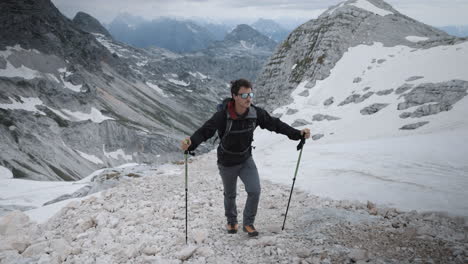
[300,128,311,139]
[180,137,191,151]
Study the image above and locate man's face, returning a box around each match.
[233,86,253,109]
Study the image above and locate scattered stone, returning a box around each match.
[339,94,361,106]
[175,246,197,261]
[397,81,468,111]
[291,119,312,127]
[296,248,311,258]
[299,90,309,97]
[142,246,159,255]
[323,97,334,106]
[0,211,31,236]
[363,87,371,91]
[395,83,414,94]
[405,76,424,82]
[355,92,374,103]
[348,249,368,261]
[286,108,299,115]
[312,134,324,141]
[22,241,49,257]
[196,247,214,257]
[399,112,411,119]
[377,59,386,64]
[400,121,429,130]
[353,77,362,83]
[376,89,393,96]
[193,230,208,244]
[312,114,340,121]
[360,104,389,115]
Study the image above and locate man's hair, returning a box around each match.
[230,79,252,96]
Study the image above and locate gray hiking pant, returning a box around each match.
[217,156,261,226]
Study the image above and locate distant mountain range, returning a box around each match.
[107,15,292,52]
[438,25,468,37]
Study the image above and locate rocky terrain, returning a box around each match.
[0,152,466,263]
[0,0,275,181]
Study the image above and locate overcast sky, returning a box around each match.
[52,0,468,27]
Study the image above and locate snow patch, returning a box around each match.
[405,36,429,43]
[291,64,297,70]
[61,108,114,123]
[186,24,198,33]
[0,96,45,115]
[146,81,168,97]
[188,71,208,80]
[0,60,42,80]
[103,146,133,161]
[0,166,13,179]
[58,68,82,92]
[328,2,345,15]
[240,40,254,49]
[350,0,394,16]
[167,78,190,86]
[76,150,104,165]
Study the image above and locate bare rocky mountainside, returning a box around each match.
[0,0,276,181]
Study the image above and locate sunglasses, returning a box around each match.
[237,92,254,99]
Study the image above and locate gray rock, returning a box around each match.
[286,108,299,115]
[408,103,452,118]
[360,104,389,115]
[405,76,424,82]
[362,87,371,91]
[377,59,386,64]
[312,114,340,121]
[298,90,309,97]
[348,249,368,261]
[73,12,112,38]
[399,112,411,119]
[291,119,312,127]
[355,92,374,103]
[339,94,361,106]
[312,134,324,141]
[397,81,468,112]
[376,89,394,95]
[395,83,414,94]
[353,77,362,83]
[175,246,197,261]
[400,121,429,130]
[323,97,334,106]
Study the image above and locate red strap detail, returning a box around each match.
[227,101,238,120]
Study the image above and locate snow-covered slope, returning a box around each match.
[251,0,468,218]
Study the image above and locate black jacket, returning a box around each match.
[188,99,302,166]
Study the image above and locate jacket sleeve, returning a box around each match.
[256,107,302,140]
[188,111,222,151]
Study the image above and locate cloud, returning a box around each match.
[51,0,468,26]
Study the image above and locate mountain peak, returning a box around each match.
[73,12,112,38]
[322,0,398,18]
[225,24,277,49]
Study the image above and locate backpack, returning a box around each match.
[212,99,257,155]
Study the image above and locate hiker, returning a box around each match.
[180,78,310,237]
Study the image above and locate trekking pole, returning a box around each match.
[184,149,188,244]
[183,139,195,244]
[282,136,306,230]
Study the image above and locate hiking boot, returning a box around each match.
[242,225,259,237]
[226,223,238,234]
